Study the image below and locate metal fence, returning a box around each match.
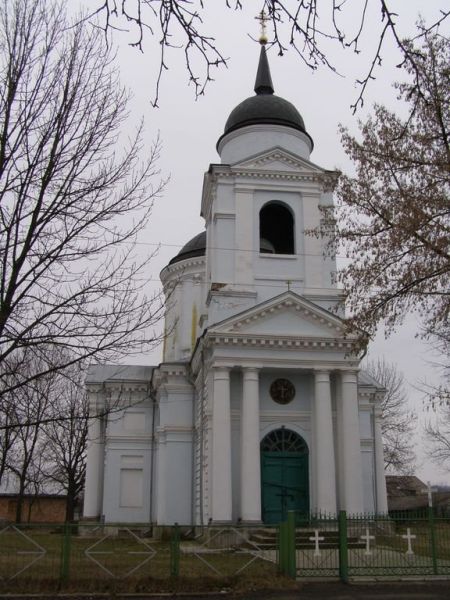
[0,522,279,592]
[1,511,449,591]
[279,509,450,580]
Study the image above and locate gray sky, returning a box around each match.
[85,1,448,484]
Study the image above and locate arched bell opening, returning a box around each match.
[260,428,309,524]
[259,202,295,255]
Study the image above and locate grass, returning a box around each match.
[1,520,450,592]
[0,525,299,594]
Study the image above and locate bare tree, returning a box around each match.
[0,394,17,484]
[88,1,449,107]
[2,350,89,522]
[365,358,416,474]
[0,0,166,405]
[425,407,450,471]
[4,354,55,522]
[42,368,88,522]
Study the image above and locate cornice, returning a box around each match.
[230,170,326,184]
[206,333,355,352]
[152,363,190,387]
[206,287,257,306]
[160,256,205,284]
[87,382,151,394]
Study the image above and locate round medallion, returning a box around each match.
[270,378,295,405]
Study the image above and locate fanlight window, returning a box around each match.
[259,202,294,254]
[261,428,308,454]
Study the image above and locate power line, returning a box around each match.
[137,276,343,292]
[130,239,350,260]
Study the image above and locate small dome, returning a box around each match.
[169,231,206,265]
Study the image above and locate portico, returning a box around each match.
[199,300,367,524]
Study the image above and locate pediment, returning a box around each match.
[232,147,325,175]
[211,292,349,340]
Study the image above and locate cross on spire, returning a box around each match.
[255,9,269,45]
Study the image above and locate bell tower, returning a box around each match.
[201,43,341,328]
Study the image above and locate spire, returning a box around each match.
[254,45,274,95]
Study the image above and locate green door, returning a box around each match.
[261,429,309,524]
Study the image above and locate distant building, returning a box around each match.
[386,475,450,515]
[83,43,388,525]
[0,494,68,524]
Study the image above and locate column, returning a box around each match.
[241,368,261,522]
[374,409,389,514]
[339,371,364,514]
[83,415,104,518]
[211,367,232,522]
[335,373,344,510]
[314,370,337,514]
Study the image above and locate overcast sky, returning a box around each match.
[83,1,448,484]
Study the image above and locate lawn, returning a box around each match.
[0,524,294,594]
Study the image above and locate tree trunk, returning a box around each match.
[65,482,76,522]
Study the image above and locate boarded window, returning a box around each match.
[120,468,143,507]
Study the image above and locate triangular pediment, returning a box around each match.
[211,291,350,339]
[232,147,325,174]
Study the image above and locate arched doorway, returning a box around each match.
[260,428,309,524]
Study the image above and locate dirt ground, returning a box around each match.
[4,580,450,600]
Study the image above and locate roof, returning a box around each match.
[386,475,427,497]
[358,370,385,389]
[169,230,206,265]
[386,475,429,511]
[86,364,154,384]
[217,45,313,150]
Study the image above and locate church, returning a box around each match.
[83,42,388,526]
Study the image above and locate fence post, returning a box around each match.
[170,523,180,577]
[338,510,348,583]
[286,510,296,579]
[428,507,438,575]
[278,522,287,575]
[60,522,72,586]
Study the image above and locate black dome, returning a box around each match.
[223,94,307,136]
[169,231,206,265]
[217,45,313,150]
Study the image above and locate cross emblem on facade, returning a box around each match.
[309,529,324,556]
[401,528,416,555]
[278,381,289,399]
[360,528,375,555]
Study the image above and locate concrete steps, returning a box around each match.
[248,527,366,550]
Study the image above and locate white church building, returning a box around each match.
[83,44,388,526]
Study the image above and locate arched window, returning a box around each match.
[259,202,294,254]
[261,428,308,454]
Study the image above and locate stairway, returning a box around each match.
[248,527,365,550]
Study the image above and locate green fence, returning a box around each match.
[279,509,450,580]
[0,521,280,593]
[1,512,449,591]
